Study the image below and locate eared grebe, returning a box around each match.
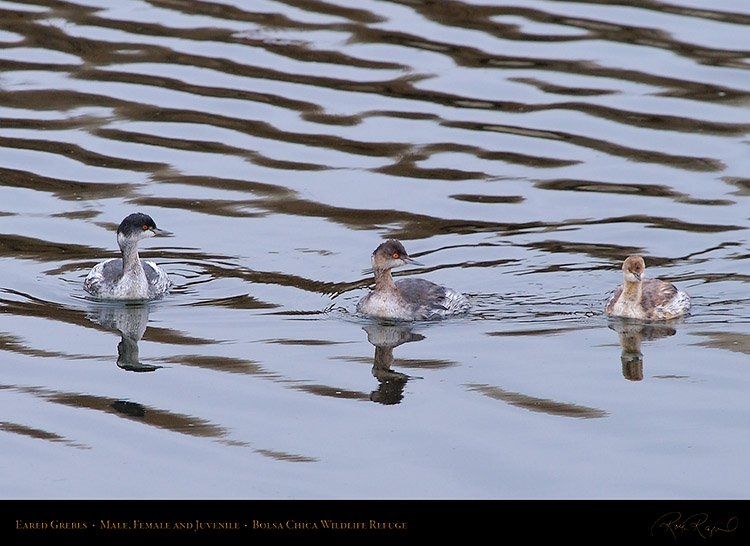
[356,239,470,321]
[84,213,172,300]
[605,255,690,320]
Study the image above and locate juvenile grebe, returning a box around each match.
[84,213,172,300]
[605,255,690,320]
[357,240,469,321]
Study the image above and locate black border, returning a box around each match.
[2,500,748,541]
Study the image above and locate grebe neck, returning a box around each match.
[373,267,397,291]
[119,238,144,275]
[622,279,642,300]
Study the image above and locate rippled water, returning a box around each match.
[0,0,749,500]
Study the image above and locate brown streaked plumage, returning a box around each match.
[606,255,691,321]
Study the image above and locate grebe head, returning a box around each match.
[116,212,166,249]
[371,239,422,272]
[622,255,645,283]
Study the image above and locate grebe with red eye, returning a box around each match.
[84,212,172,300]
[606,255,691,320]
[357,239,469,321]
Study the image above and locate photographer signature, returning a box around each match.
[651,512,738,540]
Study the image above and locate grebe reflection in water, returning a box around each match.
[86,302,161,372]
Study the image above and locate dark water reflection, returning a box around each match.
[364,323,424,404]
[0,0,749,499]
[608,317,678,381]
[86,302,160,371]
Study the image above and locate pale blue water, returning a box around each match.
[0,0,748,500]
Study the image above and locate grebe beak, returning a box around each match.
[151,227,173,237]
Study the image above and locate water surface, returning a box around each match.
[0,0,749,500]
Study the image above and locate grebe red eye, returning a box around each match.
[392,252,399,259]
[142,225,148,230]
